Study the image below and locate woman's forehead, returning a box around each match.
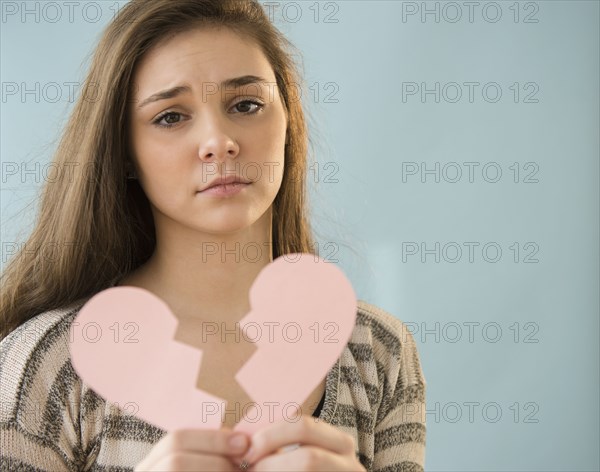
[136,27,271,78]
[131,27,276,98]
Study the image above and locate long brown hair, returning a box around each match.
[0,0,317,341]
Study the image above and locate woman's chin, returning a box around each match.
[190,218,255,236]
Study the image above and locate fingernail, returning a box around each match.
[241,446,255,463]
[281,443,300,452]
[229,433,248,452]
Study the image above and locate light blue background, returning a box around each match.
[1,1,598,471]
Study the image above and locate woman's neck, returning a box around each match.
[117,209,274,324]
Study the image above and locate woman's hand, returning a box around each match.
[133,427,251,471]
[233,415,367,472]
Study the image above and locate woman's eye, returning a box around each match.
[231,99,264,115]
[152,100,264,130]
[152,112,182,129]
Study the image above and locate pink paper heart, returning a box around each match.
[69,253,357,434]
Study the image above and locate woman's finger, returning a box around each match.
[240,415,355,467]
[247,445,349,472]
[230,442,301,467]
[151,451,240,472]
[137,428,250,470]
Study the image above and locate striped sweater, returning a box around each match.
[0,291,426,471]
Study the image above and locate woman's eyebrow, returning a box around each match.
[136,75,269,109]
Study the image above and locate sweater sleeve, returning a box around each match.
[0,306,92,471]
[372,318,427,472]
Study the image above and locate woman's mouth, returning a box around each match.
[197,182,250,197]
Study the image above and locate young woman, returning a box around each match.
[0,1,426,471]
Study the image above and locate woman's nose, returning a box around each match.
[197,118,240,162]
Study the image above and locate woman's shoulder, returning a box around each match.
[355,299,412,336]
[353,299,416,349]
[0,297,91,429]
[1,297,90,359]
[352,299,425,386]
[0,297,130,469]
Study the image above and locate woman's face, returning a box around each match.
[128,27,288,235]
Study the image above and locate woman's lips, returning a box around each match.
[197,182,250,196]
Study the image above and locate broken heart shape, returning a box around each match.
[69,253,357,434]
